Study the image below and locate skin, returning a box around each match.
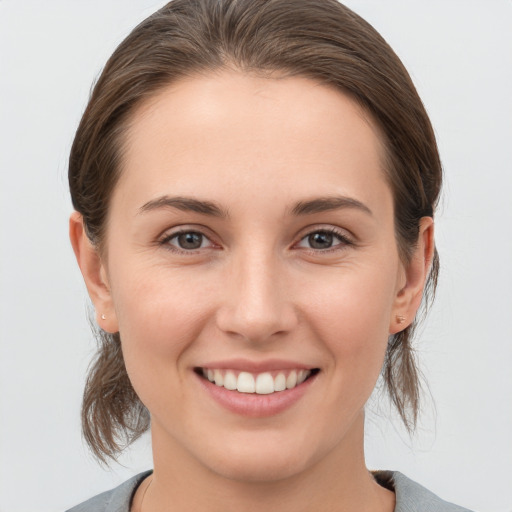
[70,70,434,512]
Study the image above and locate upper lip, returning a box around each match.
[197,358,317,373]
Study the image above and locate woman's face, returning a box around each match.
[92,71,418,481]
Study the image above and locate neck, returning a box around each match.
[139,412,395,512]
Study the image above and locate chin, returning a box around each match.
[198,433,322,483]
[211,452,309,483]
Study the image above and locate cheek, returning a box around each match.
[112,261,208,334]
[300,265,396,392]
[304,265,396,344]
[108,265,215,386]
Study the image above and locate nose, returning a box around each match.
[215,249,298,344]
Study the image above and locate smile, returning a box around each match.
[198,368,318,394]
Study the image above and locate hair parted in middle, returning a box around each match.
[69,0,442,463]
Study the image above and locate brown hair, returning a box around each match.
[69,0,441,463]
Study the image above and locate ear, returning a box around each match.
[69,211,119,333]
[389,217,435,334]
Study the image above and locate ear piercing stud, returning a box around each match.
[396,315,405,324]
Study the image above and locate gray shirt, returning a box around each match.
[66,470,473,512]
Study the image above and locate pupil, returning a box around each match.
[178,232,202,249]
[309,232,333,249]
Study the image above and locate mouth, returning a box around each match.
[194,367,320,395]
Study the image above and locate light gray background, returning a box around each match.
[1,1,511,511]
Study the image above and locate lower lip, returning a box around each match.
[196,372,318,418]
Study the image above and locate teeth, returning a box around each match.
[202,368,313,394]
[213,369,224,387]
[255,373,274,394]
[274,373,286,392]
[223,371,237,390]
[237,372,255,393]
[286,370,297,389]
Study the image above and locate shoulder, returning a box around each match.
[66,471,152,512]
[374,471,474,512]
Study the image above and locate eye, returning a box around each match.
[296,229,352,251]
[161,230,213,251]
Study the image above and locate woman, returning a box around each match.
[67,0,471,510]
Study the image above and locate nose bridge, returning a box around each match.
[216,244,297,342]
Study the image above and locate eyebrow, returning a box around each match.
[138,194,372,218]
[139,196,229,218]
[290,196,373,217]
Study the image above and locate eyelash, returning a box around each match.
[159,227,353,255]
[296,228,354,254]
[159,229,215,253]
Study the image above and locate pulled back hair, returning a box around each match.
[69,0,441,463]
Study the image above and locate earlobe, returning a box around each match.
[69,212,119,333]
[389,217,435,334]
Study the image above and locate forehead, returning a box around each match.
[116,70,391,215]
